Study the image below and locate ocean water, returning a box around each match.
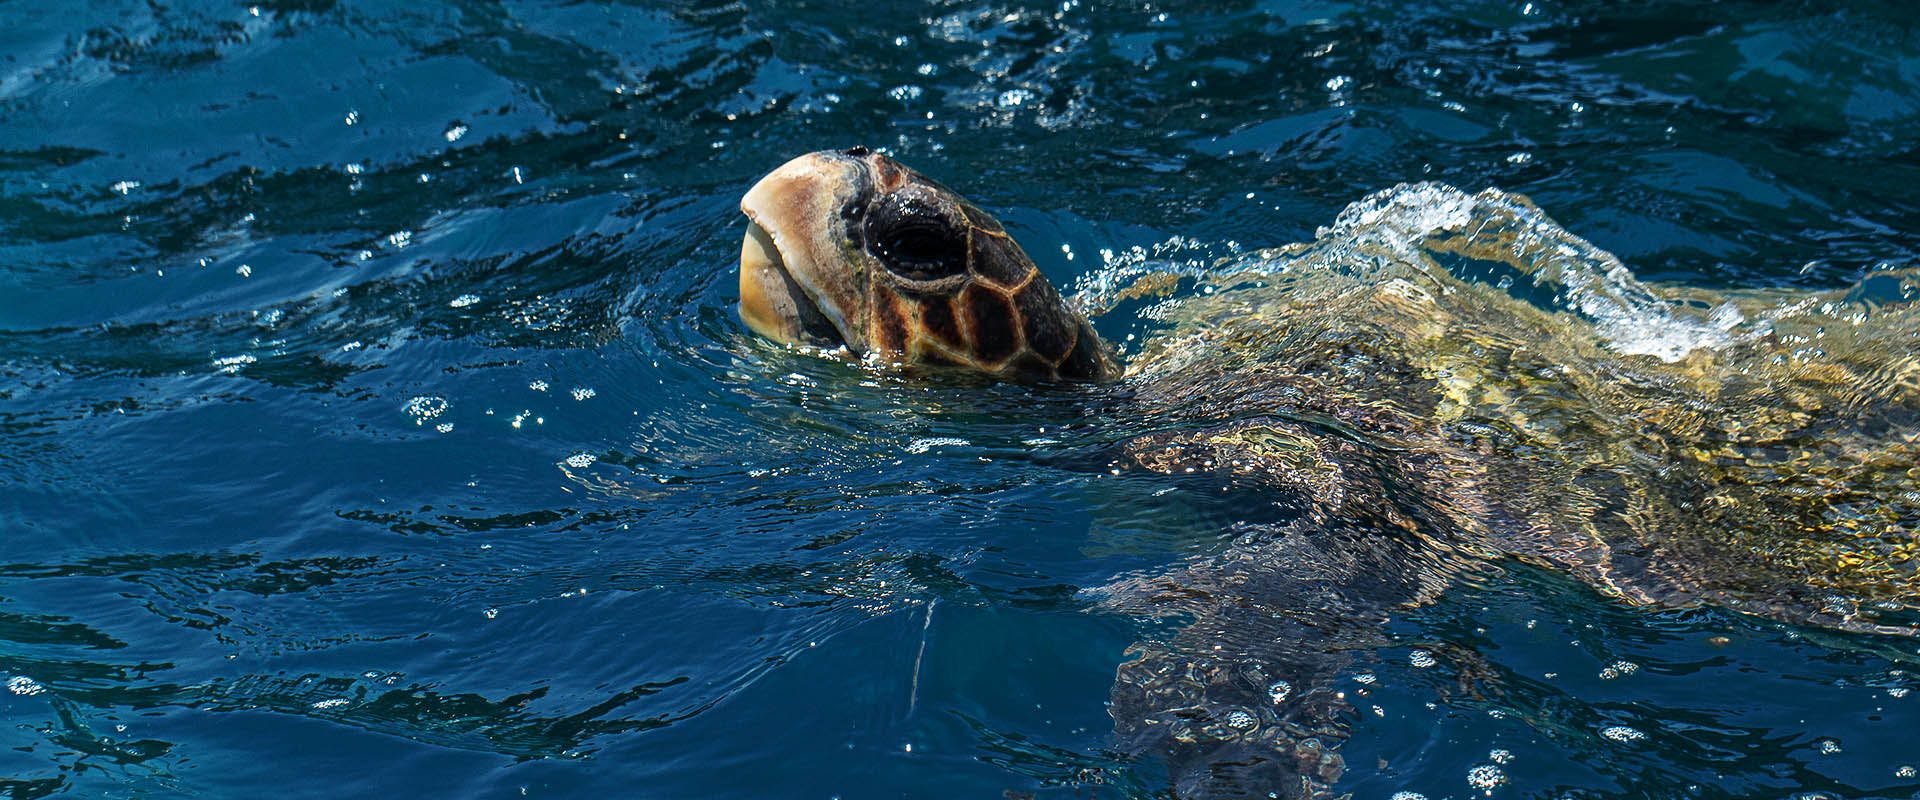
[3,2,1919,798]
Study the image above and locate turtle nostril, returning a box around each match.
[843,145,871,158]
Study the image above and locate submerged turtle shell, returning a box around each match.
[1092,185,1919,797]
[1114,184,1920,628]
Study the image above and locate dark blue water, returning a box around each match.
[4,2,1919,798]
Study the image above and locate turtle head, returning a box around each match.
[739,147,1117,382]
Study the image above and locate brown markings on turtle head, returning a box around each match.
[966,226,1039,288]
[742,148,1118,382]
[959,283,1022,367]
[869,288,912,353]
[916,294,966,352]
[1013,277,1077,365]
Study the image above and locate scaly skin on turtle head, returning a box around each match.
[739,147,1117,381]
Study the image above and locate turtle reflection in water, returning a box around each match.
[738,148,1920,798]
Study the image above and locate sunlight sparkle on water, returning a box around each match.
[906,437,970,454]
[213,354,256,374]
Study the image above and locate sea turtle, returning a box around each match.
[738,148,1920,798]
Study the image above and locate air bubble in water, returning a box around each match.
[906,437,969,454]
[1466,764,1506,793]
[1268,680,1292,704]
[1600,725,1645,743]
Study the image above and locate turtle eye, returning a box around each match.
[868,195,967,281]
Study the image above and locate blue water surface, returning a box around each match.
[3,1,1919,798]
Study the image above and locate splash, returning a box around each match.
[1074,183,1750,362]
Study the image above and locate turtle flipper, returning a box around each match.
[1099,516,1461,800]
[1099,418,1477,799]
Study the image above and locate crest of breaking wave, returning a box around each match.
[1072,182,1746,363]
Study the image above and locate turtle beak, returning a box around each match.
[739,150,871,351]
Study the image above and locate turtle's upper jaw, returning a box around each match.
[738,150,870,352]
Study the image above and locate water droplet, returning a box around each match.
[1489,749,1512,764]
[235,264,253,278]
[529,380,550,392]
[344,109,360,126]
[444,122,468,142]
